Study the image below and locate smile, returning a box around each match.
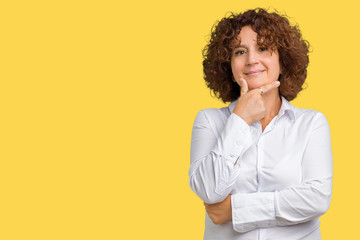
[245,70,265,77]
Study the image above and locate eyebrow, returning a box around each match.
[233,44,248,49]
[232,44,251,51]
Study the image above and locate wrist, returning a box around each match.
[235,113,252,125]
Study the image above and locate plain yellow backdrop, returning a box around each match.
[0,0,358,239]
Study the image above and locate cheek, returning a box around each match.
[231,60,244,74]
[272,56,281,73]
[272,63,281,74]
[266,58,281,74]
[230,63,238,77]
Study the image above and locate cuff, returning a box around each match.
[214,113,253,165]
[231,192,276,233]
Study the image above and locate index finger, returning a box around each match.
[259,81,280,94]
[238,78,248,95]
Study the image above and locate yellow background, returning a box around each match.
[0,0,358,239]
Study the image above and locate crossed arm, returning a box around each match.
[189,109,333,233]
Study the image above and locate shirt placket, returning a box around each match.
[255,118,277,240]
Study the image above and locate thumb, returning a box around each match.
[238,78,248,95]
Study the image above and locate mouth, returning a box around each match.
[244,70,265,77]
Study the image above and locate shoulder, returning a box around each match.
[194,106,229,124]
[192,106,230,138]
[292,106,330,129]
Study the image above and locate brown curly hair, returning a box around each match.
[202,8,310,103]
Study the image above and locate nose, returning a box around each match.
[246,50,259,65]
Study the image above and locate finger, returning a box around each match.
[259,80,280,94]
[238,78,248,95]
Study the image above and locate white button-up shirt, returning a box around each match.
[189,96,333,240]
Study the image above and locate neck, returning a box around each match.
[262,89,282,120]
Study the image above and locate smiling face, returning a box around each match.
[231,26,281,90]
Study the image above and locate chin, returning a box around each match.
[248,83,264,90]
[247,80,274,90]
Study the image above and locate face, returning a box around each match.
[231,26,281,90]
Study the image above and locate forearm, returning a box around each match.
[189,152,241,204]
[231,177,332,233]
[189,111,255,204]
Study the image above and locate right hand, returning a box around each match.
[233,78,280,125]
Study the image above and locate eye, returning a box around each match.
[234,49,246,55]
[259,47,268,52]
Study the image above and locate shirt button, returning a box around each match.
[229,154,236,159]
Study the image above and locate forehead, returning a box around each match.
[231,25,275,49]
[238,26,258,39]
[231,26,258,48]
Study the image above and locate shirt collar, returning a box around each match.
[228,96,296,121]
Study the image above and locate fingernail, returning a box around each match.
[274,81,280,85]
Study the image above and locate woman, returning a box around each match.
[189,8,332,240]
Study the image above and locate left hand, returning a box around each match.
[204,195,232,224]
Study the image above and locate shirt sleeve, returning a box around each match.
[231,112,333,233]
[189,110,255,204]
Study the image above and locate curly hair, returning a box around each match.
[202,8,310,103]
